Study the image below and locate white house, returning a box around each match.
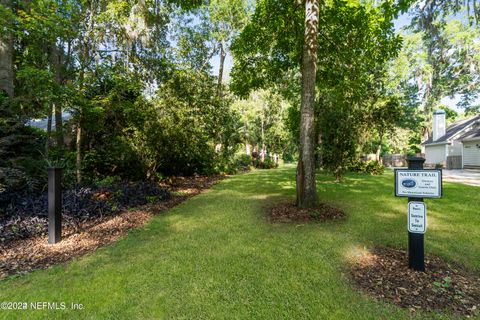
[423,110,480,169]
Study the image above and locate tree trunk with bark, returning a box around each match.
[296,0,319,208]
[217,42,226,96]
[46,104,53,156]
[376,133,383,163]
[261,113,265,162]
[75,1,97,185]
[0,0,14,98]
[376,144,382,163]
[50,44,64,147]
[75,43,88,184]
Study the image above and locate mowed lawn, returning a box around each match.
[1,165,479,319]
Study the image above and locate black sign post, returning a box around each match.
[48,167,62,244]
[406,157,425,271]
[394,157,442,272]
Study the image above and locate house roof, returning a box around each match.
[457,125,480,141]
[423,114,480,145]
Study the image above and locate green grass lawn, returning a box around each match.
[1,165,479,319]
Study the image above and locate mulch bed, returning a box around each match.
[0,182,171,244]
[265,201,346,223]
[350,246,480,317]
[0,175,222,280]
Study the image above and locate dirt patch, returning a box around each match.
[350,246,480,317]
[266,201,346,223]
[0,175,221,280]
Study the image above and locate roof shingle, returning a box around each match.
[423,114,480,145]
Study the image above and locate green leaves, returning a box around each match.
[232,0,401,94]
[230,0,404,178]
[232,89,293,155]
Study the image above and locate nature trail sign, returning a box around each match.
[394,157,443,272]
[395,169,442,198]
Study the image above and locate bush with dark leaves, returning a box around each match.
[0,182,170,243]
[349,160,385,175]
[254,158,278,169]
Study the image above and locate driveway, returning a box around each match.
[442,169,480,187]
[388,167,480,187]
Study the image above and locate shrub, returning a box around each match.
[282,152,296,163]
[0,119,47,193]
[349,160,385,175]
[365,160,385,175]
[254,158,278,169]
[235,154,253,169]
[94,176,122,188]
[213,153,253,175]
[76,69,240,181]
[349,160,367,173]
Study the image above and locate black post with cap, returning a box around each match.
[407,157,425,271]
[48,167,62,244]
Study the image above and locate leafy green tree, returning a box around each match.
[295,0,319,207]
[232,0,405,185]
[0,92,46,193]
[146,70,240,176]
[232,89,292,160]
[170,0,249,95]
[1,0,240,188]
[71,0,175,183]
[206,0,249,94]
[401,2,480,144]
[368,96,403,161]
[13,0,80,151]
[0,0,14,98]
[437,104,459,124]
[170,11,214,72]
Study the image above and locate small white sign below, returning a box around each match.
[395,169,442,198]
[408,201,426,234]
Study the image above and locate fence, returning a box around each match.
[360,154,377,162]
[446,155,462,169]
[382,154,407,167]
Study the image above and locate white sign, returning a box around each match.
[395,169,442,198]
[408,201,426,234]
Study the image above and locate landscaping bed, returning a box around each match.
[0,175,222,280]
[350,246,480,317]
[0,181,171,244]
[266,201,346,223]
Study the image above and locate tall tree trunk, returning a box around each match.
[375,132,384,162]
[76,56,87,185]
[0,0,14,98]
[418,2,442,153]
[75,1,96,185]
[261,114,265,162]
[296,0,319,208]
[376,144,382,163]
[46,104,53,156]
[244,120,251,155]
[51,44,64,147]
[54,102,63,147]
[217,42,226,96]
[246,143,251,155]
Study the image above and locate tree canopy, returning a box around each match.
[1,0,480,194]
